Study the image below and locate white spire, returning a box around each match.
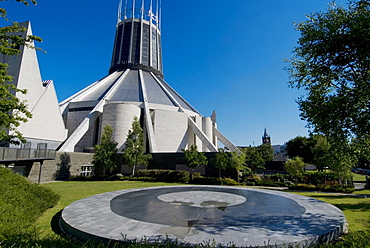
[124,0,128,19]
[117,0,123,23]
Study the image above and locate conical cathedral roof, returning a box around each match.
[62,69,198,114]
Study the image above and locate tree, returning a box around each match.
[243,147,264,174]
[286,134,341,171]
[286,136,314,164]
[230,151,246,183]
[182,145,208,180]
[122,117,152,176]
[311,135,332,171]
[92,124,118,177]
[286,0,370,167]
[0,0,42,145]
[54,152,71,180]
[258,143,274,163]
[242,144,273,173]
[284,156,306,183]
[211,149,231,180]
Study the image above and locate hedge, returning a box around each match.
[0,166,60,240]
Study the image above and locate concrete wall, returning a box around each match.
[27,152,94,183]
[153,109,188,152]
[66,110,93,150]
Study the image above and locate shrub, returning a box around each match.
[288,184,318,191]
[192,172,202,178]
[221,178,238,185]
[68,175,94,181]
[189,177,239,186]
[257,179,287,187]
[0,167,60,240]
[123,176,155,181]
[321,185,355,193]
[243,174,262,185]
[245,182,256,186]
[107,174,124,180]
[134,170,190,183]
[190,177,220,185]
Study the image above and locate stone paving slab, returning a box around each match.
[60,185,346,247]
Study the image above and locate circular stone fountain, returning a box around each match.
[60,185,346,247]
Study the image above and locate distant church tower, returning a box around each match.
[262,128,271,145]
[58,0,239,154]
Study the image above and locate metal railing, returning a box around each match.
[0,147,56,162]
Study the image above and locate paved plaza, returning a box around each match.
[60,186,346,247]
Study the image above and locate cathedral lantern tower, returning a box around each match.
[110,0,163,78]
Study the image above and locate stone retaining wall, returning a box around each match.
[28,152,94,183]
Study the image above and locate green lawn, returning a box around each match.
[35,181,370,247]
[38,181,182,237]
[288,191,370,232]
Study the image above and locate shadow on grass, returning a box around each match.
[51,209,64,236]
[352,189,370,195]
[334,203,370,211]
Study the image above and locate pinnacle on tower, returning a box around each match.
[262,128,271,144]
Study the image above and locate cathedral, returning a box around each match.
[3,0,239,155]
[58,0,238,153]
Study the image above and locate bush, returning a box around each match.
[245,182,256,186]
[288,183,355,193]
[189,177,238,186]
[0,167,60,240]
[134,170,190,183]
[107,174,124,180]
[190,177,220,185]
[68,175,94,181]
[243,174,262,185]
[221,178,238,185]
[123,176,156,181]
[289,184,318,191]
[257,179,287,187]
[321,185,355,193]
[192,172,202,178]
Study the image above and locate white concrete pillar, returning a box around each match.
[102,103,141,149]
[202,117,213,152]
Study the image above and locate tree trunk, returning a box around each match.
[219,169,223,185]
[132,165,136,177]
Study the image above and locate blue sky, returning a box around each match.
[3,0,347,147]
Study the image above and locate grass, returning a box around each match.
[0,167,60,240]
[3,180,370,247]
[37,181,182,236]
[288,191,370,232]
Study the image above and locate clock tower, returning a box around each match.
[262,128,271,145]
